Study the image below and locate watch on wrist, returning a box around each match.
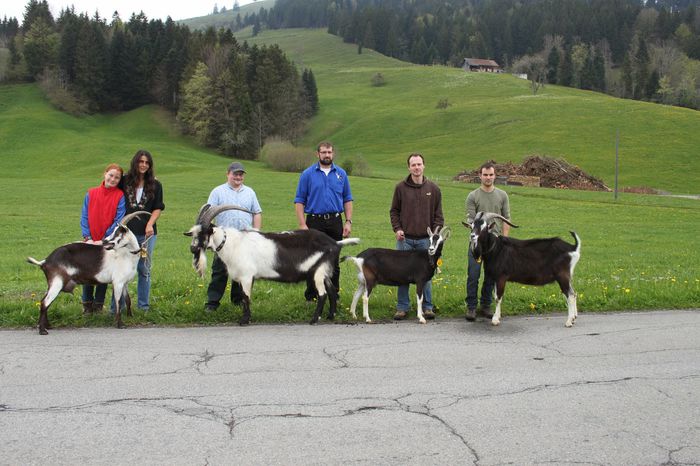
[345,219,352,224]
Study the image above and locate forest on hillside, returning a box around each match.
[0,0,318,159]
[255,0,700,109]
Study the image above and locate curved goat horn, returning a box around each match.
[478,212,519,228]
[199,204,254,227]
[195,204,212,224]
[119,210,151,226]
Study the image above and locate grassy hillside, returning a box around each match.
[237,28,700,195]
[179,0,275,30]
[0,83,698,331]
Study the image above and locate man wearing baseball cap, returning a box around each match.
[204,161,263,312]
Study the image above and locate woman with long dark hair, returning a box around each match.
[119,149,165,311]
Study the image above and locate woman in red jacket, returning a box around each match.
[80,163,126,314]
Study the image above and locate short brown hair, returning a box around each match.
[317,141,333,152]
[407,153,424,165]
[479,161,496,173]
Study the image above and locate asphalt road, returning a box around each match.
[1,310,699,465]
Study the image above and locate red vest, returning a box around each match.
[87,182,124,240]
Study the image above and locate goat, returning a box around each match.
[185,204,360,325]
[343,226,451,324]
[464,212,581,327]
[27,211,151,335]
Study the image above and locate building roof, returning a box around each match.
[464,58,500,67]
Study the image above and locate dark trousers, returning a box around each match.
[305,214,343,300]
[206,254,245,307]
[466,249,495,310]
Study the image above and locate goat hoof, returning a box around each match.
[309,317,319,325]
[565,321,573,327]
[39,328,48,335]
[238,319,250,326]
[116,321,126,329]
[491,320,500,326]
[419,318,427,324]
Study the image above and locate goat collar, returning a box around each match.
[215,231,227,252]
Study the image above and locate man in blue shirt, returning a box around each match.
[294,142,354,301]
[205,162,263,312]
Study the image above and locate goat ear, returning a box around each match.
[184,231,193,237]
[441,227,451,240]
[488,222,497,231]
[462,221,472,229]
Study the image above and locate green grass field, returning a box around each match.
[1,30,699,332]
[239,28,700,194]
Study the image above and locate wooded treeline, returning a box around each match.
[0,0,318,158]
[262,0,700,109]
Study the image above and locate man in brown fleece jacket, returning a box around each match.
[389,153,444,320]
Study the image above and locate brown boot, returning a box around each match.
[82,301,93,315]
[92,302,104,313]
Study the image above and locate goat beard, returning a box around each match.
[193,251,208,278]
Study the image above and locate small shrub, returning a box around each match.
[371,72,385,87]
[260,138,313,173]
[436,98,451,109]
[38,67,90,116]
[339,154,371,177]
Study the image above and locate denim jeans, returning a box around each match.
[466,248,494,310]
[396,237,433,311]
[112,234,156,311]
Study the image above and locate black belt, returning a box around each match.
[307,212,342,220]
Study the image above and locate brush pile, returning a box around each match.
[454,155,610,191]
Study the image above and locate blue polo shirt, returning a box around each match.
[294,163,353,214]
[207,183,262,230]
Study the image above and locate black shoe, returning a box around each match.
[478,305,493,318]
[465,308,476,322]
[423,309,435,320]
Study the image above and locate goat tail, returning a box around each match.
[337,238,360,248]
[341,255,362,270]
[27,257,44,267]
[569,231,581,252]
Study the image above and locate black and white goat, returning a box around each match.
[27,211,151,335]
[185,204,360,325]
[464,212,581,327]
[343,226,451,324]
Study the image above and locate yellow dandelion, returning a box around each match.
[198,284,204,288]
[185,300,190,305]
[529,302,536,310]
[671,278,676,283]
[624,288,631,293]
[31,292,36,298]
[35,301,41,307]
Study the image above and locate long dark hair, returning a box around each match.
[123,149,156,199]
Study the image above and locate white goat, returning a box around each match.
[185,204,360,325]
[27,211,151,334]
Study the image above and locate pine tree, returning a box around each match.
[23,17,57,78]
[557,47,573,87]
[546,46,559,84]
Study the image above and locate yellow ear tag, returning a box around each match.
[140,248,148,258]
[436,258,443,267]
[476,257,482,264]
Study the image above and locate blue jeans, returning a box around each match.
[466,248,494,310]
[396,237,433,311]
[112,234,156,311]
